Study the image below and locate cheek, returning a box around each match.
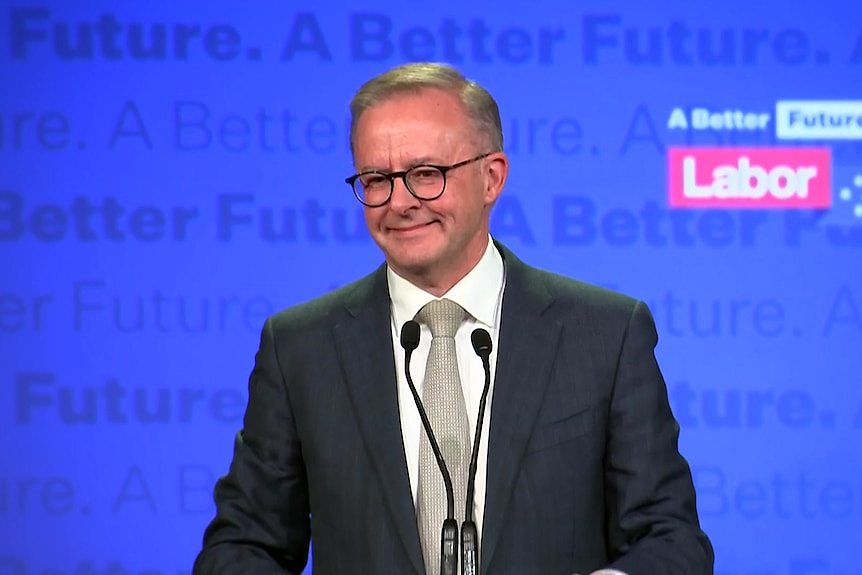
[432,193,467,219]
[451,192,486,222]
[363,207,380,231]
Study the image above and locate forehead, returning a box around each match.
[353,89,475,157]
[362,87,469,122]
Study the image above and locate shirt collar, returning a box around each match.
[388,236,505,329]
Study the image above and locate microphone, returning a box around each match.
[400,321,458,575]
[400,320,420,354]
[462,328,493,575]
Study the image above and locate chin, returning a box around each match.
[384,238,437,261]
[391,255,432,274]
[388,251,438,278]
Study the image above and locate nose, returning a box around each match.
[388,175,420,212]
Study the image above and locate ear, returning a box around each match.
[483,152,509,205]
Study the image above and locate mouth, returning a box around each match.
[387,221,436,235]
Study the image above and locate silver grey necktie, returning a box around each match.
[415,298,470,575]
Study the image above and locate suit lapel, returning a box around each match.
[481,247,562,573]
[332,266,424,575]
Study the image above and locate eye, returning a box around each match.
[359,172,388,189]
[409,166,443,183]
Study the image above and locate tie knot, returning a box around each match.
[416,298,466,338]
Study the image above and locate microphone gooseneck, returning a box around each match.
[400,320,455,519]
[462,328,493,575]
[465,328,493,520]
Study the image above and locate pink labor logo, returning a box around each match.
[668,147,832,209]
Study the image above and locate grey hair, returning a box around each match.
[349,62,503,155]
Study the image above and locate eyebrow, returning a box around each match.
[358,156,444,173]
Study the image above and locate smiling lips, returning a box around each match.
[388,221,437,234]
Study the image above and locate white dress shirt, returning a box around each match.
[388,236,505,540]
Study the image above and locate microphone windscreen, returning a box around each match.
[471,328,492,357]
[400,320,421,352]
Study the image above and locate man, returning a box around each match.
[194,62,713,574]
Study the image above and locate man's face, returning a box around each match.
[352,88,507,294]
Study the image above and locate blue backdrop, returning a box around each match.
[1,1,861,573]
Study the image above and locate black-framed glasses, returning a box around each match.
[345,153,492,207]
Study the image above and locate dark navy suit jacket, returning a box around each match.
[194,244,714,574]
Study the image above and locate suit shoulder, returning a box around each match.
[498,243,640,320]
[528,266,641,320]
[517,265,660,350]
[267,268,382,335]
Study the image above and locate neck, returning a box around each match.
[417,274,468,298]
